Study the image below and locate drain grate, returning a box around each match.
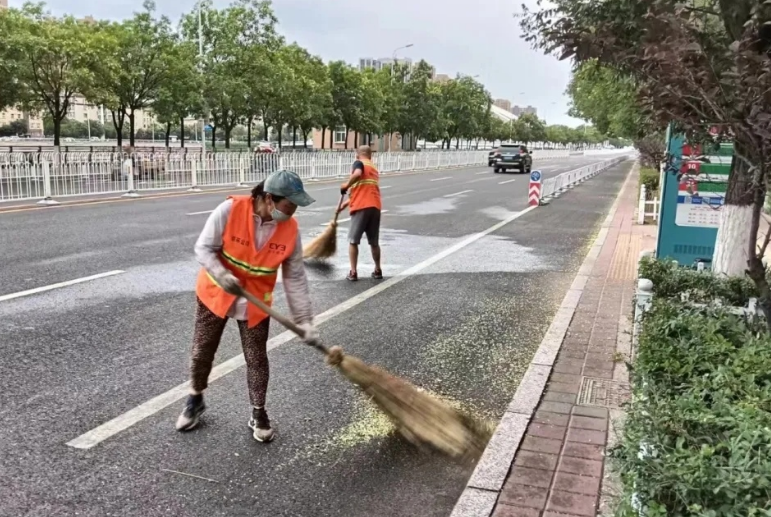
[577,377,630,408]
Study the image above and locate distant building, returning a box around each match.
[0,107,44,136]
[358,57,435,80]
[510,105,538,117]
[494,99,512,111]
[433,74,451,83]
[0,0,7,8]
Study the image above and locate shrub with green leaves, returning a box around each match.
[639,167,660,195]
[612,299,771,516]
[638,257,757,306]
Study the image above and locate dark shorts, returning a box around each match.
[348,207,381,246]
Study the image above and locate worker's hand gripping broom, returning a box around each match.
[303,194,346,260]
[237,286,493,461]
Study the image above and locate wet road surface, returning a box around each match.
[0,156,631,517]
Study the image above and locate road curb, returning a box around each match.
[449,160,639,517]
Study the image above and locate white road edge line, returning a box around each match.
[499,179,517,185]
[430,176,451,182]
[444,190,474,198]
[320,210,390,226]
[380,185,392,189]
[186,210,213,216]
[65,204,539,450]
[0,271,126,303]
[475,171,489,175]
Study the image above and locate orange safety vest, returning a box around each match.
[348,159,382,213]
[195,195,298,327]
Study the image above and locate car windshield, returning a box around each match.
[499,146,520,153]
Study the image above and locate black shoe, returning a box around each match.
[346,270,358,281]
[248,408,275,443]
[371,269,383,280]
[175,394,206,431]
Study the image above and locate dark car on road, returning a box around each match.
[492,144,532,174]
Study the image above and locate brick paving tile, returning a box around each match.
[553,471,602,496]
[559,457,603,478]
[562,442,605,461]
[538,401,573,414]
[547,382,580,396]
[571,406,608,419]
[507,466,555,488]
[570,415,608,432]
[552,360,584,375]
[489,165,641,517]
[521,435,564,455]
[547,490,598,516]
[533,411,570,427]
[528,423,568,441]
[567,428,607,445]
[581,368,614,380]
[515,451,559,471]
[499,483,549,509]
[543,390,577,404]
[492,504,542,517]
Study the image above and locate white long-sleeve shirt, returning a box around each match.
[193,199,313,324]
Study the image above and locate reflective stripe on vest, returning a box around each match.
[195,195,296,327]
[349,160,382,212]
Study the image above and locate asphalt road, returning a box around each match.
[0,155,631,517]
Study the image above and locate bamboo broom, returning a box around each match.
[237,286,492,461]
[303,194,345,260]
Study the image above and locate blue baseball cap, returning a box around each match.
[264,170,315,207]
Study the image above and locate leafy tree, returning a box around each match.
[4,5,104,146]
[0,9,23,112]
[399,60,441,148]
[0,119,28,137]
[440,75,490,149]
[521,0,771,323]
[327,60,364,149]
[153,38,201,147]
[513,113,547,145]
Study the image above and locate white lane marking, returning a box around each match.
[430,176,452,182]
[65,204,538,449]
[186,210,213,216]
[444,190,474,198]
[0,271,126,303]
[475,171,489,175]
[499,179,517,185]
[380,185,393,189]
[319,210,390,227]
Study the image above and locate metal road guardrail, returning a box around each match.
[539,154,633,203]
[0,149,573,204]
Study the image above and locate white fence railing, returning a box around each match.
[539,154,632,202]
[637,184,660,224]
[0,149,572,204]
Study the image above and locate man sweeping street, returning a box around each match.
[339,145,383,281]
[176,170,319,443]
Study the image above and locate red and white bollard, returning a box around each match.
[528,170,542,207]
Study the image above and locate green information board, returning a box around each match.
[655,125,733,267]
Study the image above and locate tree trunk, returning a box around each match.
[180,118,185,148]
[53,117,62,147]
[292,126,297,148]
[713,143,755,275]
[225,126,231,149]
[277,125,283,148]
[247,117,253,149]
[129,110,136,148]
[321,127,327,149]
[455,137,460,150]
[263,122,269,141]
[354,132,359,148]
[165,122,171,148]
[211,126,216,150]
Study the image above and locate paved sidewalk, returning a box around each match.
[451,161,656,517]
[494,167,655,517]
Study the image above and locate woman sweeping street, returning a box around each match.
[176,169,319,443]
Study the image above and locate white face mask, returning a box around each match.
[271,208,291,222]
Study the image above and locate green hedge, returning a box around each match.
[638,257,756,306]
[613,262,771,516]
[639,167,660,195]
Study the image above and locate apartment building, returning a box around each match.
[0,107,44,136]
[494,99,512,111]
[0,0,8,8]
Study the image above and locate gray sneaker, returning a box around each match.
[248,408,275,443]
[176,394,206,431]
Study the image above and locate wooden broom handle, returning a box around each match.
[237,287,305,336]
[237,286,329,354]
[332,194,345,224]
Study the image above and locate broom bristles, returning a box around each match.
[303,221,338,259]
[325,346,492,461]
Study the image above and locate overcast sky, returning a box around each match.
[19,0,583,126]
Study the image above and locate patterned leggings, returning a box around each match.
[189,298,271,408]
